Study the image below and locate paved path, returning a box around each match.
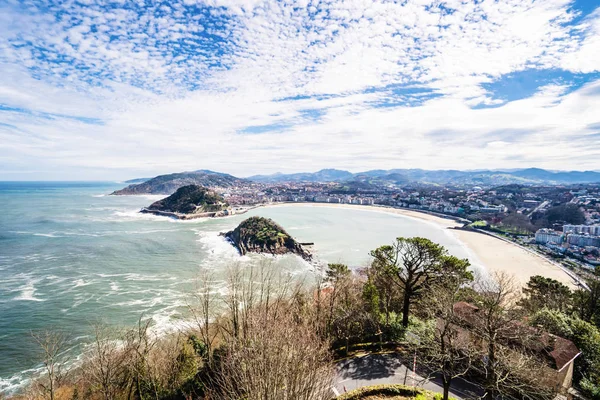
[334,353,482,399]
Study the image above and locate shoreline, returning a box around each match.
[258,202,579,289]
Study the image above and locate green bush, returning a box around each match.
[336,384,423,399]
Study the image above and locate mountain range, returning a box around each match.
[113,168,600,196]
[248,168,600,185]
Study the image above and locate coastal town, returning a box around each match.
[216,179,600,273]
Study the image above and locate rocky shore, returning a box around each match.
[222,216,312,261]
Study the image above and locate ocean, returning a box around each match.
[0,181,479,392]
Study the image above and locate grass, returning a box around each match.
[469,220,488,227]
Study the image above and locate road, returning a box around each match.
[334,353,482,399]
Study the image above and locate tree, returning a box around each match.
[573,267,600,326]
[519,275,572,314]
[472,272,554,399]
[85,323,129,400]
[500,213,535,233]
[189,268,222,365]
[530,308,600,399]
[323,263,373,353]
[370,237,471,327]
[32,330,70,400]
[544,204,585,226]
[362,258,404,334]
[209,274,333,400]
[418,256,475,400]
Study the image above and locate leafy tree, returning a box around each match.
[518,275,572,314]
[529,308,573,338]
[362,258,404,335]
[543,203,585,226]
[530,308,600,399]
[370,237,471,327]
[324,263,374,352]
[573,267,600,326]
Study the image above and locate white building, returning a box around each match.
[535,229,564,245]
[563,224,600,236]
[567,234,600,248]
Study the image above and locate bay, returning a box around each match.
[0,181,478,392]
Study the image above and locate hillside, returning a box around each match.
[112,170,248,195]
[143,185,228,215]
[222,216,312,260]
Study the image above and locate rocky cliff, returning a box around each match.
[222,217,312,260]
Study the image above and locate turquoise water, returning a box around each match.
[0,182,478,392]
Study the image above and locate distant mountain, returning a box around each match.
[114,167,600,195]
[248,169,353,183]
[112,170,249,195]
[247,168,600,185]
[124,177,151,184]
[510,168,600,183]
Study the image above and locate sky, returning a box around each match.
[1,0,600,180]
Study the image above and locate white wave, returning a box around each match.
[123,273,176,282]
[195,231,243,261]
[73,279,93,288]
[33,233,62,238]
[91,194,106,198]
[71,294,95,309]
[13,279,44,302]
[62,232,102,237]
[112,210,168,222]
[109,282,119,292]
[0,367,38,395]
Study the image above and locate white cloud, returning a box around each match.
[0,0,599,179]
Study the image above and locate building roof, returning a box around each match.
[452,302,581,371]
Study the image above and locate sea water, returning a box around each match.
[0,181,479,392]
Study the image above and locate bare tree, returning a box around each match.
[84,322,128,400]
[32,330,70,400]
[472,272,555,400]
[122,318,158,400]
[417,257,474,400]
[189,268,222,365]
[210,309,333,400]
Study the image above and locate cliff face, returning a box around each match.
[144,185,227,215]
[223,217,312,261]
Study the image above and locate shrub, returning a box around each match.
[336,384,423,399]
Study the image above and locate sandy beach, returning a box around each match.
[263,202,579,289]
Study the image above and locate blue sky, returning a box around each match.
[1,0,599,180]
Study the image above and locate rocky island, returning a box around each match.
[140,184,232,219]
[222,216,312,261]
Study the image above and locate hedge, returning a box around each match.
[335,384,424,399]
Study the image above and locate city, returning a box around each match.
[218,178,600,275]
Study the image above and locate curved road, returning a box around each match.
[334,353,482,399]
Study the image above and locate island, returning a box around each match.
[140,185,232,219]
[221,216,312,261]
